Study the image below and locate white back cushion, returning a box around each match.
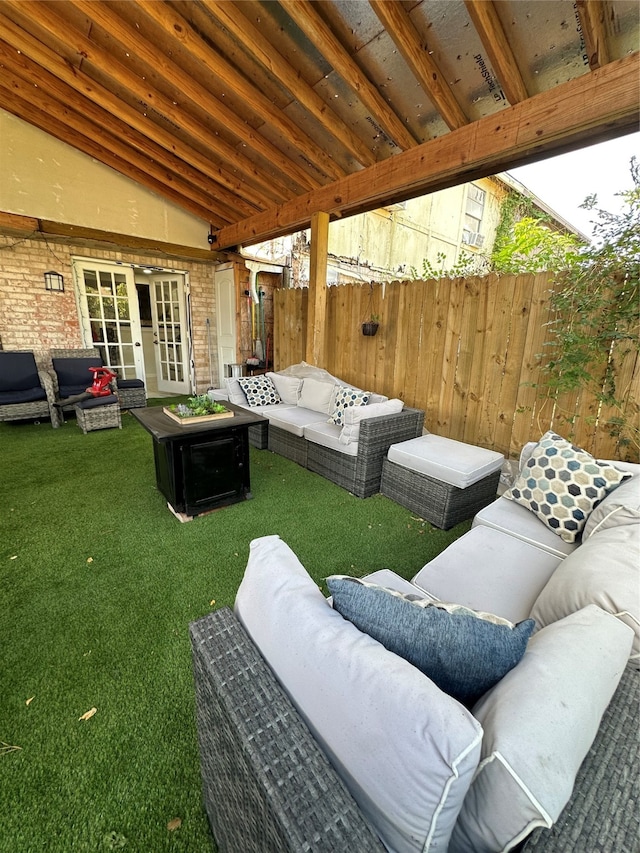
[530,523,640,666]
[450,606,633,853]
[297,377,336,413]
[267,371,302,405]
[235,535,482,853]
[223,377,248,406]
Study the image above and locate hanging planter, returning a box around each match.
[361,320,379,336]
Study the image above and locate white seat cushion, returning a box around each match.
[387,434,504,489]
[265,406,327,437]
[411,526,562,625]
[304,421,358,456]
[473,497,578,559]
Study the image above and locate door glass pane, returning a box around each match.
[84,270,98,293]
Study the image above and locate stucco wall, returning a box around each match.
[0,110,210,250]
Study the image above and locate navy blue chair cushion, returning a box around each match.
[75,394,119,410]
[53,357,102,397]
[0,387,47,404]
[0,351,42,392]
[116,378,145,389]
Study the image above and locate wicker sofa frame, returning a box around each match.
[264,407,425,498]
[191,607,639,853]
[190,607,385,853]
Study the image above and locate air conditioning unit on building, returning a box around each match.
[462,231,484,247]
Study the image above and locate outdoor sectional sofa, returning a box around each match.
[190,434,640,852]
[209,363,424,497]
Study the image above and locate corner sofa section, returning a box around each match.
[209,365,424,498]
[190,435,640,853]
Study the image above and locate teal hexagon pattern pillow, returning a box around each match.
[505,432,631,542]
[237,375,281,407]
[328,385,370,426]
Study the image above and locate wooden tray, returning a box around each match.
[163,407,234,426]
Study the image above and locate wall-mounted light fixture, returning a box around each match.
[44,271,65,292]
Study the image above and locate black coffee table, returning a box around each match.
[131,403,267,518]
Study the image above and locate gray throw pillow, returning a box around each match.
[327,576,535,705]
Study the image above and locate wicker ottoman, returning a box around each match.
[116,379,146,409]
[380,434,504,529]
[74,395,122,434]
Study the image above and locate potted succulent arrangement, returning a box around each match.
[164,394,233,426]
[361,314,380,336]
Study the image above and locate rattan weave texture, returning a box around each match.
[190,608,386,853]
[190,610,639,853]
[0,368,60,427]
[268,426,308,466]
[380,458,501,528]
[74,400,122,434]
[519,662,639,852]
[116,386,146,409]
[306,407,425,498]
[248,421,269,449]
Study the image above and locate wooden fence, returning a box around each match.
[273,273,639,461]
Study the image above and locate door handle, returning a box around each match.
[135,342,141,346]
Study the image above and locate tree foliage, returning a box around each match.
[542,158,640,452]
[409,250,478,280]
[491,216,582,273]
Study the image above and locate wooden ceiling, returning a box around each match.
[0,0,638,250]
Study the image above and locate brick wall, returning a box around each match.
[0,233,222,393]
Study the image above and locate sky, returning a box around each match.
[507,131,639,238]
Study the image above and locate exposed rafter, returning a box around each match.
[0,0,636,244]
[464,0,529,105]
[283,0,418,150]
[133,0,346,183]
[211,53,639,249]
[369,0,468,130]
[199,0,376,168]
[576,0,611,70]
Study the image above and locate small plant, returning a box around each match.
[168,395,228,418]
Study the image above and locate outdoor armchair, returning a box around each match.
[0,350,60,427]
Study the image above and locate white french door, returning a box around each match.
[148,272,191,394]
[215,264,237,388]
[73,259,144,380]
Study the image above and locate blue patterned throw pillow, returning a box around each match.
[237,375,281,407]
[505,431,631,543]
[326,576,534,706]
[328,385,370,426]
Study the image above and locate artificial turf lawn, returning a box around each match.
[1,403,470,852]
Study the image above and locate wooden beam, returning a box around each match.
[369,0,468,130]
[1,59,237,226]
[284,0,418,151]
[68,0,318,199]
[0,86,217,225]
[576,0,611,70]
[0,210,228,261]
[464,0,529,104]
[133,0,346,183]
[200,0,376,169]
[1,2,288,208]
[211,52,639,249]
[305,211,330,366]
